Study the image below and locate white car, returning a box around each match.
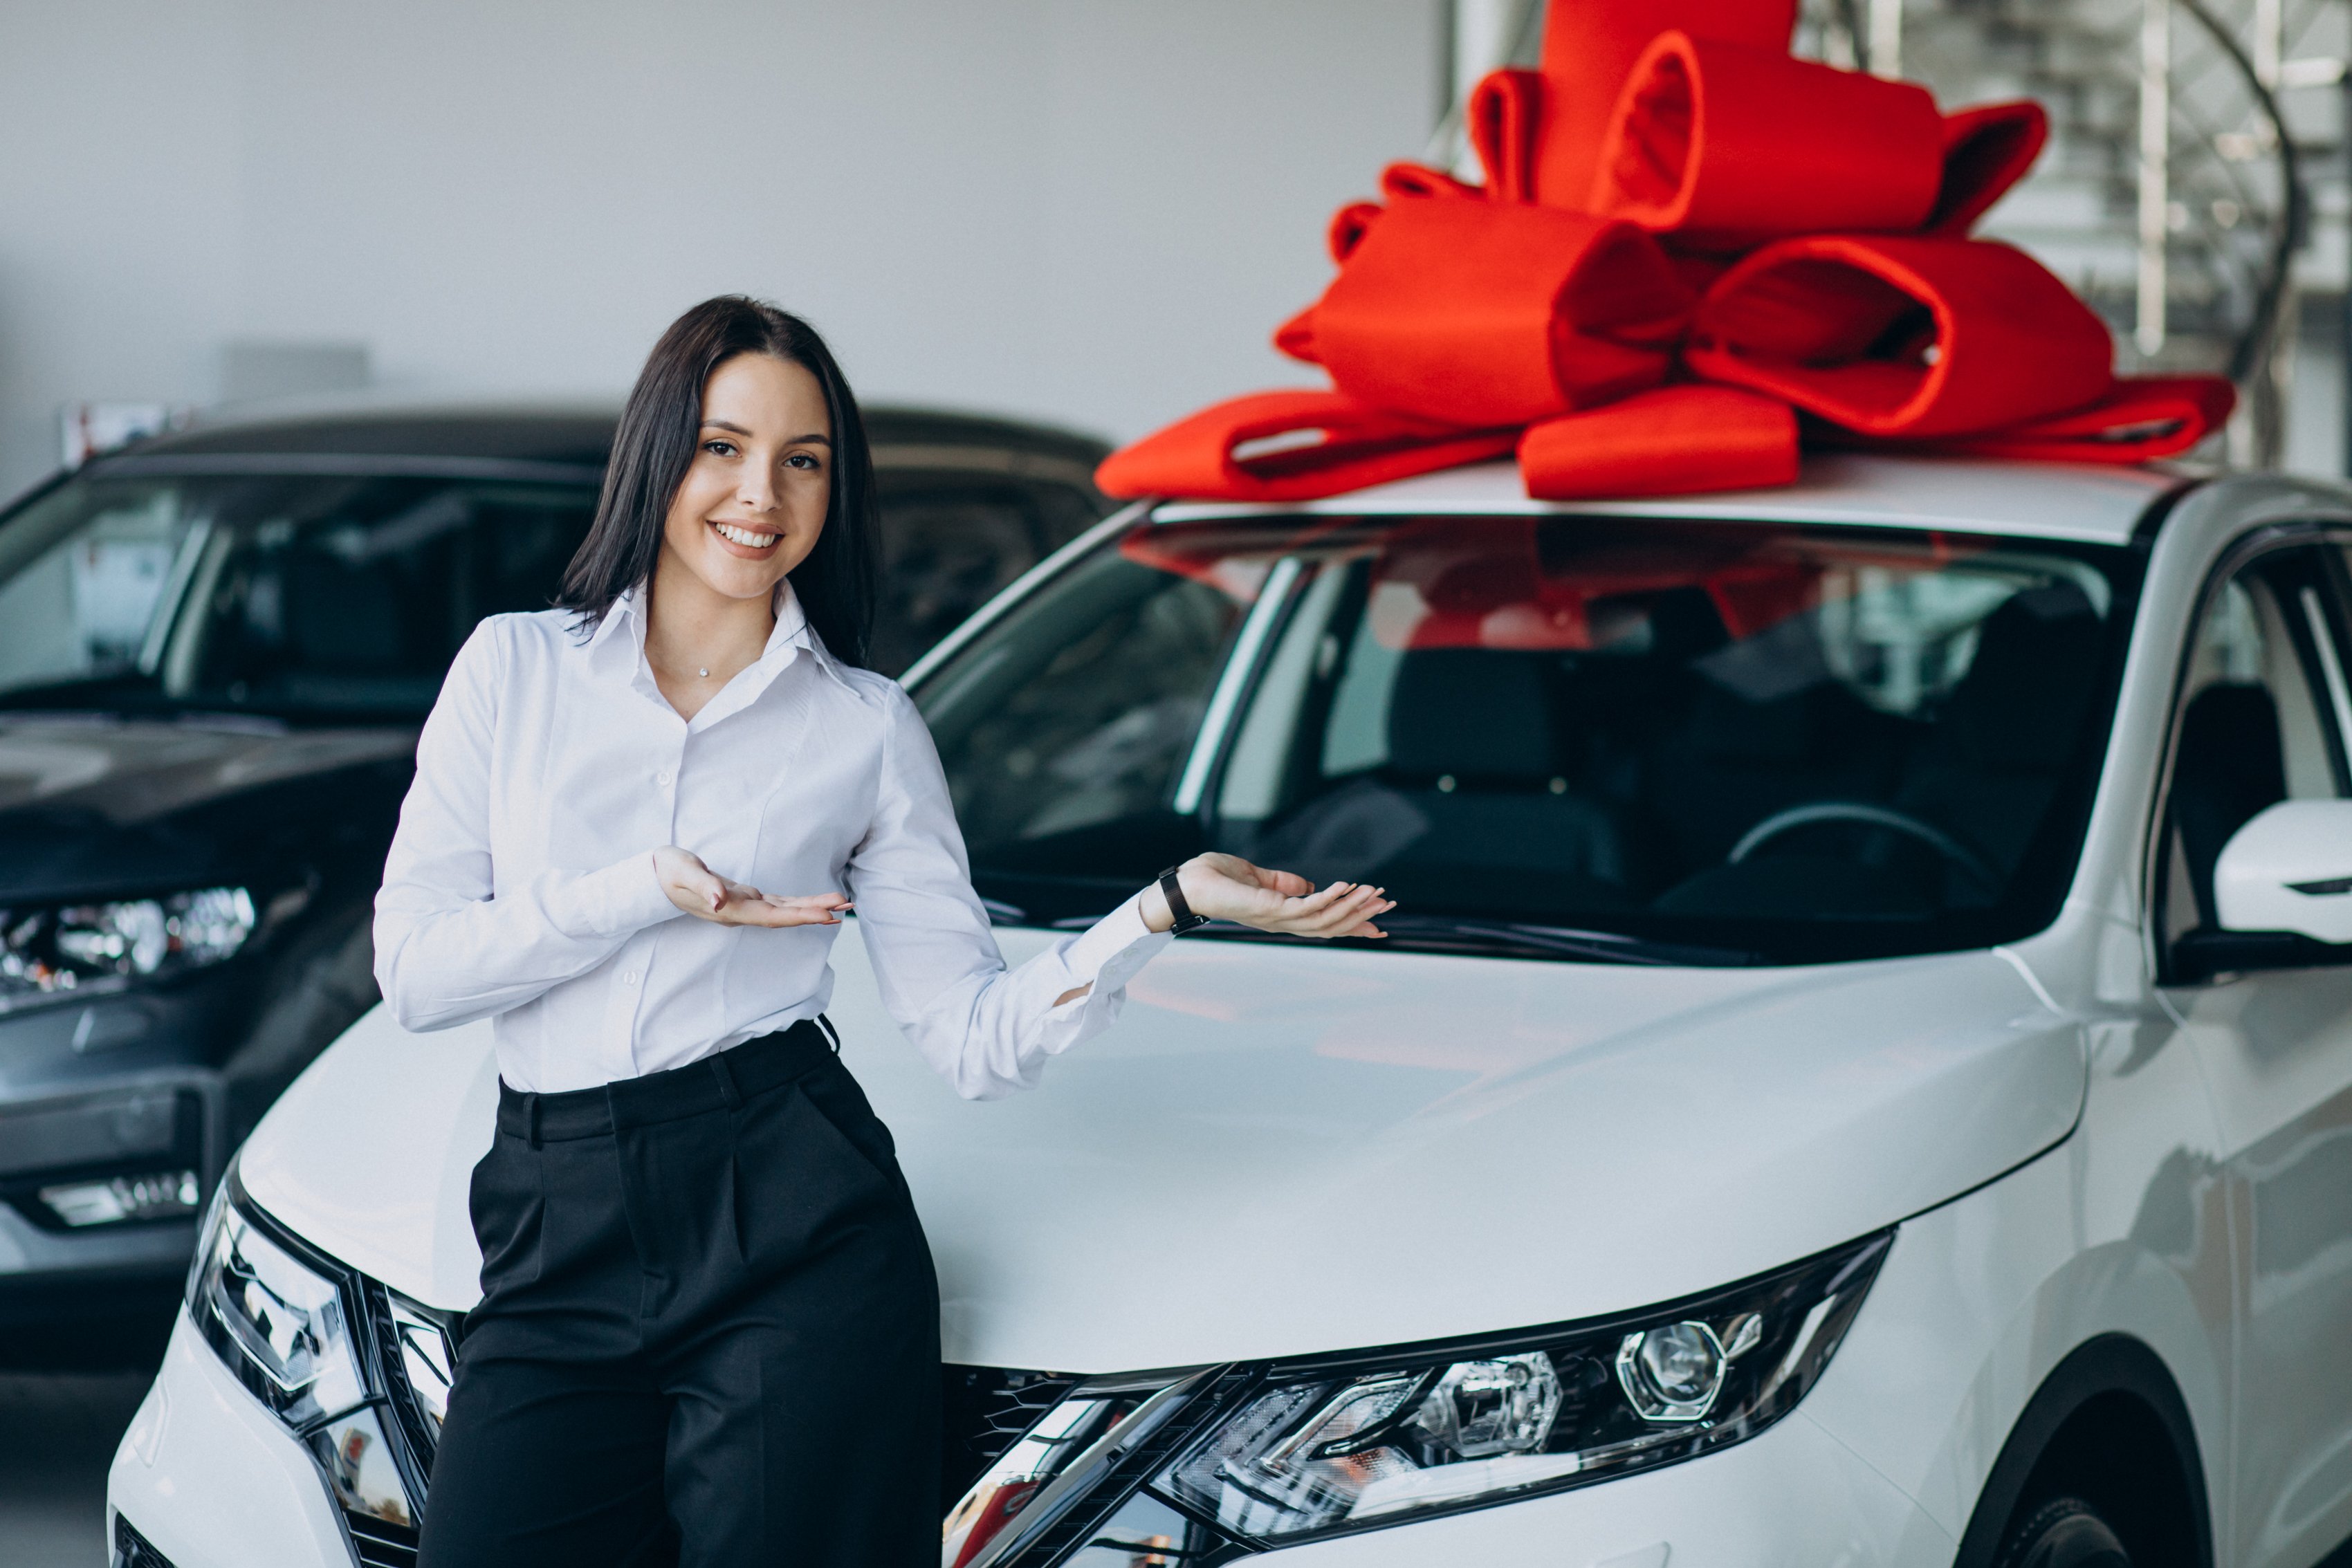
[107,454,2352,1568]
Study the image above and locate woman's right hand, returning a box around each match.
[653,846,851,928]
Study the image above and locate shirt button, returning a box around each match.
[655,770,672,786]
[621,970,640,987]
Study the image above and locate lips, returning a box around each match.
[710,520,780,552]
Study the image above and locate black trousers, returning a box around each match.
[415,1020,941,1568]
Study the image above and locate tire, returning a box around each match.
[1995,1497,2135,1568]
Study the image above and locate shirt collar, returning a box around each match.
[585,581,852,714]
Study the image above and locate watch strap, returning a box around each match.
[1157,865,1211,934]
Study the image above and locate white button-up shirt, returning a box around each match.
[373,586,1168,1098]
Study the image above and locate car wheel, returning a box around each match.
[1995,1497,2134,1568]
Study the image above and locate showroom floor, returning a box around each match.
[0,1369,147,1567]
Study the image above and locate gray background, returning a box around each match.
[0,0,1443,500]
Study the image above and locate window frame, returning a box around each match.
[2146,523,2352,986]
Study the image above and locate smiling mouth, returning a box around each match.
[710,521,780,551]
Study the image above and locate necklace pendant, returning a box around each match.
[699,667,710,678]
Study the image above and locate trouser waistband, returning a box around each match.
[496,1017,840,1145]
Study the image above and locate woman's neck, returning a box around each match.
[643,560,781,721]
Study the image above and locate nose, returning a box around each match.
[737,466,778,515]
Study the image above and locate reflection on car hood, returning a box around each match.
[242,928,2081,1371]
[0,716,419,903]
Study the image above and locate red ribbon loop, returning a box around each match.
[1468,68,1545,203]
[1305,199,1696,427]
[1534,0,1800,210]
[1590,33,1946,248]
[1684,234,2115,437]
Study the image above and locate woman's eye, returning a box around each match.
[702,440,737,457]
[785,453,823,471]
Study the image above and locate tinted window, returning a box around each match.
[870,476,1103,676]
[916,513,2137,964]
[0,473,598,719]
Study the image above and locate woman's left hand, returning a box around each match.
[1146,853,1394,939]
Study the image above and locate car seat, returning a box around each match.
[1265,647,1628,911]
[1894,582,2104,881]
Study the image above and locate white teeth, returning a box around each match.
[713,522,775,548]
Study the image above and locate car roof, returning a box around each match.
[1151,453,2193,546]
[84,398,1110,489]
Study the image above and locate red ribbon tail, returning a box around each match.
[1887,375,2237,462]
[1096,389,1520,504]
[1520,386,1799,499]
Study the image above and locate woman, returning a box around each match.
[373,295,1393,1567]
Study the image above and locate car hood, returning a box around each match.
[242,929,2082,1372]
[0,715,417,902]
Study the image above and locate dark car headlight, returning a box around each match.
[944,1233,1889,1565]
[0,886,255,1012]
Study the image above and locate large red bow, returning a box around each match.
[1097,0,2234,505]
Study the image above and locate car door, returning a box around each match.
[2153,536,2352,1568]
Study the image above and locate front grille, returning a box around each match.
[344,1512,419,1568]
[321,1343,1074,1551]
[340,1282,444,1567]
[111,1512,176,1568]
[941,1365,1079,1506]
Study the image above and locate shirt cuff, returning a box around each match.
[554,851,680,939]
[1056,890,1173,988]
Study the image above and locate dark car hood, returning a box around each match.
[0,715,418,903]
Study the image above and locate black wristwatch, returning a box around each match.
[1157,865,1211,934]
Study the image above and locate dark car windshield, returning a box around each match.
[913,512,2140,965]
[0,468,599,721]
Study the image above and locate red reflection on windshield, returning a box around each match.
[1121,515,1983,650]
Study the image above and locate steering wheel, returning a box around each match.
[1727,802,1999,895]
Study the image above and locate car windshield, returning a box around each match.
[0,468,599,721]
[915,511,2140,965]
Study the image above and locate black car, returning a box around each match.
[0,401,1111,1360]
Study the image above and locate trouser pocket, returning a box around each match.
[468,1138,546,1291]
[791,1058,904,1190]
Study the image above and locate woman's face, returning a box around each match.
[658,351,834,605]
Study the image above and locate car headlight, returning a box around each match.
[187,1177,423,1530]
[944,1233,1889,1566]
[0,886,255,1012]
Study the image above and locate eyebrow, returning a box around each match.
[701,418,832,445]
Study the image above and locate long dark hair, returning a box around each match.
[558,295,880,667]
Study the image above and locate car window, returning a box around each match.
[2158,546,2352,947]
[915,513,2138,964]
[0,482,205,697]
[0,472,598,720]
[868,477,1104,677]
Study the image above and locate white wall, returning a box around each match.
[0,0,1442,498]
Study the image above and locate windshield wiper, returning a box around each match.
[1148,912,1752,966]
[1364,915,1756,967]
